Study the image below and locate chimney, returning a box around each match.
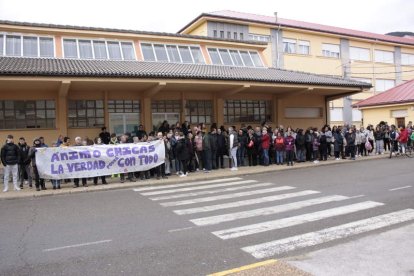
[274,12,278,23]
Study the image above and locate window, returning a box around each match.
[227,31,231,39]
[121,42,135,60]
[352,109,362,121]
[108,100,140,113]
[240,33,244,40]
[350,47,370,61]
[233,32,238,40]
[78,40,93,59]
[63,39,78,58]
[23,36,38,57]
[107,41,122,60]
[218,49,233,65]
[298,40,310,55]
[322,43,340,58]
[213,30,217,38]
[0,34,54,58]
[6,35,21,56]
[151,100,181,113]
[39,37,54,57]
[224,100,271,123]
[285,107,322,118]
[220,31,224,39]
[141,43,205,64]
[93,41,107,59]
[68,100,104,128]
[166,45,181,63]
[208,48,263,67]
[185,100,213,124]
[375,79,395,92]
[178,46,193,63]
[283,38,296,54]
[141,43,155,61]
[401,53,414,66]
[0,100,55,129]
[248,34,270,42]
[208,48,222,65]
[374,50,394,63]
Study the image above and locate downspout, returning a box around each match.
[274,12,281,68]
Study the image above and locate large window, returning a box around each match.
[0,100,55,129]
[63,38,135,60]
[0,34,54,57]
[374,50,394,64]
[283,38,310,55]
[141,43,205,64]
[298,40,310,55]
[283,38,296,54]
[207,48,263,67]
[350,47,370,61]
[108,100,140,113]
[185,100,213,124]
[322,43,340,58]
[68,100,104,128]
[402,53,414,66]
[224,100,271,123]
[151,100,181,113]
[375,79,395,92]
[329,108,343,121]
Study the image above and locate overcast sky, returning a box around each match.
[0,0,412,35]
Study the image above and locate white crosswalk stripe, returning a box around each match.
[149,182,274,201]
[161,186,295,207]
[136,177,413,259]
[173,190,320,215]
[134,177,242,191]
[190,195,350,226]
[141,180,257,196]
[212,201,384,240]
[242,209,414,258]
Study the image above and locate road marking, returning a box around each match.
[43,240,112,252]
[213,201,384,240]
[141,180,257,196]
[207,259,277,276]
[242,209,414,258]
[174,190,320,215]
[349,195,365,199]
[190,195,350,226]
[389,185,412,191]
[149,182,273,201]
[161,186,295,207]
[168,226,195,233]
[134,177,242,191]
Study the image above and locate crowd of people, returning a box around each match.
[1,120,413,192]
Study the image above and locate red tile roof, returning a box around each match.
[185,10,414,46]
[354,79,414,108]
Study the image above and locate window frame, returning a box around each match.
[374,49,394,64]
[0,32,55,58]
[140,42,205,64]
[401,53,414,66]
[68,100,105,128]
[349,46,370,61]
[207,47,264,68]
[322,43,340,58]
[224,100,272,123]
[282,38,297,54]
[185,100,214,124]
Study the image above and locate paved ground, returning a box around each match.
[0,156,413,275]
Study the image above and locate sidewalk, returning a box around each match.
[0,154,387,200]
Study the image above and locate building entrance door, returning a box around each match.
[109,113,140,136]
[152,113,180,132]
[396,117,406,128]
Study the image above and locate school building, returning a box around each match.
[6,10,408,143]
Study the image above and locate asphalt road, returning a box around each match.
[0,157,413,276]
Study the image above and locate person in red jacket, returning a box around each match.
[261,129,270,166]
[398,126,409,154]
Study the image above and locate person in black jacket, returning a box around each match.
[210,128,218,170]
[176,133,190,177]
[99,127,111,144]
[1,135,21,192]
[295,129,306,163]
[237,129,247,167]
[216,128,226,169]
[17,137,32,189]
[27,138,47,191]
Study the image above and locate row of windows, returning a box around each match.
[248,34,271,42]
[208,48,263,67]
[0,34,54,57]
[141,43,205,64]
[63,39,135,60]
[0,99,273,129]
[282,38,414,65]
[351,77,395,92]
[213,30,244,40]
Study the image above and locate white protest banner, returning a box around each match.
[36,140,165,179]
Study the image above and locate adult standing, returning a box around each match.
[345,128,356,160]
[295,129,306,163]
[216,129,226,169]
[73,136,88,187]
[17,137,32,189]
[176,133,190,177]
[374,125,384,154]
[228,127,239,171]
[99,127,111,145]
[1,135,21,192]
[237,129,247,167]
[27,138,46,191]
[261,129,270,166]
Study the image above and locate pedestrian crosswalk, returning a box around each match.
[134,177,414,259]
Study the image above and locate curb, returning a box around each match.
[0,154,389,200]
